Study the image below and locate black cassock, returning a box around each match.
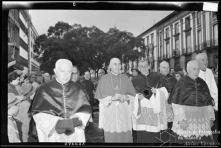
[168,76,214,106]
[28,79,91,141]
[168,76,215,145]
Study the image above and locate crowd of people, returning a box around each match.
[7,52,218,145]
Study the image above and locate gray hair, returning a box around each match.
[186,60,199,73]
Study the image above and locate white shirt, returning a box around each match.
[198,68,218,111]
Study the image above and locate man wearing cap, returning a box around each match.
[29,59,91,142]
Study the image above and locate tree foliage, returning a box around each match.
[34,21,144,74]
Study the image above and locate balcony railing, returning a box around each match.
[183,26,192,32]
[173,33,180,37]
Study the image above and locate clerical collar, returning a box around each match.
[55,78,70,86]
[186,75,197,81]
[110,71,119,76]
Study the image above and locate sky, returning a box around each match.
[29,10,173,37]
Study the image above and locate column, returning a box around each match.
[170,24,173,57]
[183,17,186,53]
[195,11,199,50]
[179,20,182,54]
[190,12,195,53]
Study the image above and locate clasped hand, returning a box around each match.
[55,117,83,135]
[111,94,129,103]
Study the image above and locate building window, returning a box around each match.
[19,28,28,44]
[166,40,170,58]
[186,31,191,53]
[166,28,169,39]
[185,16,191,30]
[146,36,150,45]
[151,33,154,45]
[197,30,202,50]
[8,22,12,41]
[197,12,201,26]
[213,24,218,45]
[175,23,179,34]
[159,32,162,58]
[19,12,28,29]
[175,36,179,50]
[212,12,217,20]
[19,46,28,60]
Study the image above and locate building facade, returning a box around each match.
[8,9,21,70]
[8,9,40,74]
[138,11,218,72]
[29,21,40,73]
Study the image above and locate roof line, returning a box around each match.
[137,11,180,38]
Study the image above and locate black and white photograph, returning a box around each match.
[1,1,219,146]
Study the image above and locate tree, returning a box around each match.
[47,21,72,38]
[35,21,144,75]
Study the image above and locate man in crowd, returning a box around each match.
[168,60,215,145]
[158,61,177,130]
[132,61,174,143]
[29,59,91,142]
[8,71,24,142]
[42,72,51,83]
[137,60,150,77]
[81,71,95,115]
[29,73,40,99]
[174,71,184,81]
[170,68,175,76]
[131,68,147,94]
[130,68,148,143]
[71,65,81,84]
[95,57,136,142]
[16,74,34,142]
[195,52,218,143]
[98,68,106,80]
[195,52,218,111]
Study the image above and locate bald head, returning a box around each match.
[54,59,73,84]
[55,59,73,69]
[187,60,200,80]
[159,61,170,76]
[109,57,121,75]
[195,52,208,71]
